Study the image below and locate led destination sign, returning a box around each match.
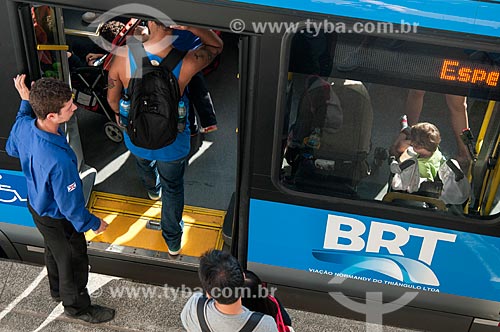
[330,38,500,100]
[440,59,500,87]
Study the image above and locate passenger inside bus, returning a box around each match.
[396,90,470,170]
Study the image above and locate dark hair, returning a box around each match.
[242,270,279,320]
[29,78,72,120]
[410,122,441,153]
[98,20,125,43]
[198,250,244,305]
[150,20,172,32]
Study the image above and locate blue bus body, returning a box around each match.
[230,0,500,37]
[1,0,500,330]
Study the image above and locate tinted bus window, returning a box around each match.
[280,31,500,218]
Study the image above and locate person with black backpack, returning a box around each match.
[107,21,222,256]
[181,250,278,332]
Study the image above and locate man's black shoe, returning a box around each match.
[65,305,115,324]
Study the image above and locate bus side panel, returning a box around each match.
[228,0,498,37]
[247,199,500,321]
[249,263,474,332]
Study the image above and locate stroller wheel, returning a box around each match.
[104,122,124,143]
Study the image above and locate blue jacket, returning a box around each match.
[6,101,100,232]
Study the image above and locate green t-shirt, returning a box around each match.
[417,148,445,181]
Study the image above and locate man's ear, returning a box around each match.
[45,112,58,122]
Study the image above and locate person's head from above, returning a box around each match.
[199,250,244,305]
[243,270,264,296]
[30,78,76,123]
[409,122,441,158]
[147,20,173,33]
[98,20,126,43]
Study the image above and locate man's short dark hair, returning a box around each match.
[150,20,172,32]
[99,20,125,43]
[198,250,244,305]
[29,78,72,120]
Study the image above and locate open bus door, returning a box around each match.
[19,4,96,205]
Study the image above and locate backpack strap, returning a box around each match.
[239,312,264,332]
[268,296,289,332]
[160,48,188,72]
[196,295,212,332]
[128,38,152,79]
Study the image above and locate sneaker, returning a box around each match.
[200,125,218,134]
[168,247,181,256]
[65,305,115,324]
[148,190,161,201]
[82,12,100,24]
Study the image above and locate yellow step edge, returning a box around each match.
[86,212,224,255]
[89,191,226,228]
[86,191,226,255]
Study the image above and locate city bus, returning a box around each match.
[0,0,500,330]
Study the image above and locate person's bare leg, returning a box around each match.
[405,89,426,125]
[445,94,469,161]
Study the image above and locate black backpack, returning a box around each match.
[127,38,187,149]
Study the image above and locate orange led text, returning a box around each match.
[440,59,499,87]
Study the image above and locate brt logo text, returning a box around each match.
[324,215,457,265]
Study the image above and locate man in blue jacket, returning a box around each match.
[7,75,114,323]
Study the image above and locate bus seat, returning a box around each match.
[285,77,373,194]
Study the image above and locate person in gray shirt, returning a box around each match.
[181,250,278,332]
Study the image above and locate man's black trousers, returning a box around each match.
[28,204,91,315]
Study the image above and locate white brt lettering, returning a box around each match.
[323,215,456,265]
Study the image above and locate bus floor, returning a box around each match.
[0,259,421,332]
[85,191,225,259]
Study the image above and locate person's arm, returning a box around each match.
[13,74,34,120]
[390,133,411,159]
[172,26,223,92]
[106,56,124,124]
[85,53,105,66]
[7,74,34,158]
[67,52,86,68]
[51,160,106,233]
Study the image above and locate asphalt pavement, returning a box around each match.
[0,259,422,332]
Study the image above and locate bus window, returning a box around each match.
[279,31,500,218]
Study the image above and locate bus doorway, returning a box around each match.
[22,4,241,272]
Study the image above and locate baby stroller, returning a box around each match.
[71,18,142,143]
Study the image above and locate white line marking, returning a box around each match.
[0,268,47,321]
[95,150,131,185]
[32,272,120,332]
